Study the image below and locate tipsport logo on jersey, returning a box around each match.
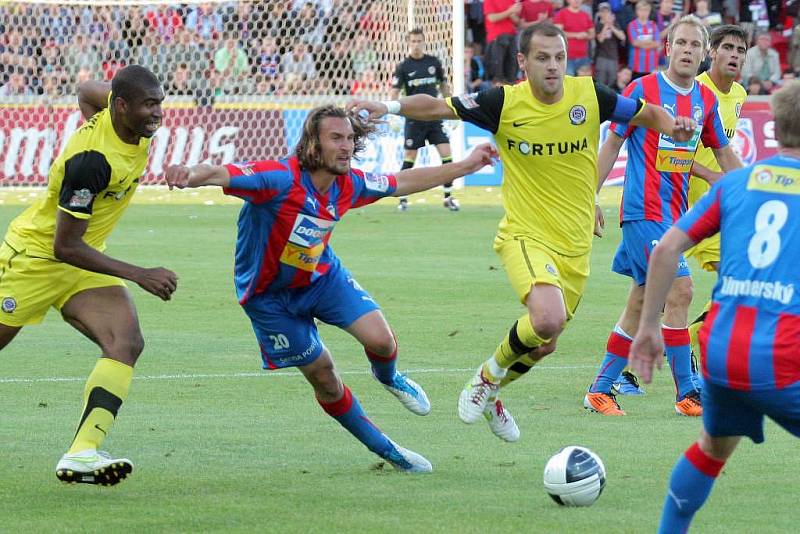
[656,104,702,173]
[280,214,335,272]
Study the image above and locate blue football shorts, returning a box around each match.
[612,220,691,285]
[702,380,800,443]
[242,262,380,369]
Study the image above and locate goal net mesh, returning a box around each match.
[0,0,454,185]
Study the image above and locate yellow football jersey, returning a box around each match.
[5,106,150,259]
[447,76,631,256]
[688,71,747,206]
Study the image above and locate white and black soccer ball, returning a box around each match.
[543,446,606,507]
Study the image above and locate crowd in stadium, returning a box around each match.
[0,0,798,100]
[470,0,797,95]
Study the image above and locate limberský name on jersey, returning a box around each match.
[719,276,794,305]
[506,137,588,157]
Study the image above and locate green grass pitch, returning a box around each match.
[0,188,794,533]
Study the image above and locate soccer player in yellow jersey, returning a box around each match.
[0,65,176,485]
[685,25,749,362]
[351,21,695,441]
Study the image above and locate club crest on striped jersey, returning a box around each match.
[692,104,703,124]
[230,162,255,175]
[288,214,334,248]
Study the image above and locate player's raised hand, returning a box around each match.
[628,326,664,384]
[134,267,179,301]
[670,116,696,143]
[164,165,191,190]
[464,143,498,173]
[347,100,389,122]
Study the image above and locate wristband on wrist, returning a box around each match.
[595,192,601,205]
[381,100,401,114]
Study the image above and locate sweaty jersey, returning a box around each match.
[392,54,445,97]
[677,155,800,391]
[5,104,149,259]
[611,71,728,224]
[223,157,397,304]
[688,71,747,207]
[446,76,643,256]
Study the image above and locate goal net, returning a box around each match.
[0,0,458,186]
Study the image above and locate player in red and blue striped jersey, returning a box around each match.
[627,0,661,79]
[165,105,497,472]
[585,16,742,417]
[630,81,800,533]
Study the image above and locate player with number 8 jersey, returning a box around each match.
[679,157,800,390]
[629,81,800,533]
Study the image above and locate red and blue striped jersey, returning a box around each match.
[222,156,397,304]
[611,72,728,225]
[627,19,660,73]
[676,155,800,391]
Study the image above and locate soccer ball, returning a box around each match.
[543,446,606,507]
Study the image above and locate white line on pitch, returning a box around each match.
[0,364,596,385]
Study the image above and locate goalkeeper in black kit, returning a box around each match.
[391,28,460,211]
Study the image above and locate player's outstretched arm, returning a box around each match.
[629,227,695,383]
[77,81,112,120]
[54,212,178,301]
[690,161,724,185]
[630,104,696,143]
[393,143,496,197]
[712,145,743,174]
[349,94,458,122]
[164,164,231,189]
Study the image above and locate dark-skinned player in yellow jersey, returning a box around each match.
[0,65,175,485]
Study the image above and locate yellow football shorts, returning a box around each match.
[493,235,590,321]
[0,241,126,327]
[684,232,721,272]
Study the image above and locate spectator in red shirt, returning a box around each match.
[553,0,595,75]
[519,0,554,26]
[483,0,522,83]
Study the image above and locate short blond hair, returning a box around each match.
[667,15,709,50]
[771,81,800,148]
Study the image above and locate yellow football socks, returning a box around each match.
[483,313,551,383]
[68,358,133,454]
[499,353,539,388]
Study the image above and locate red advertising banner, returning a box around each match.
[0,106,288,185]
[0,99,778,187]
